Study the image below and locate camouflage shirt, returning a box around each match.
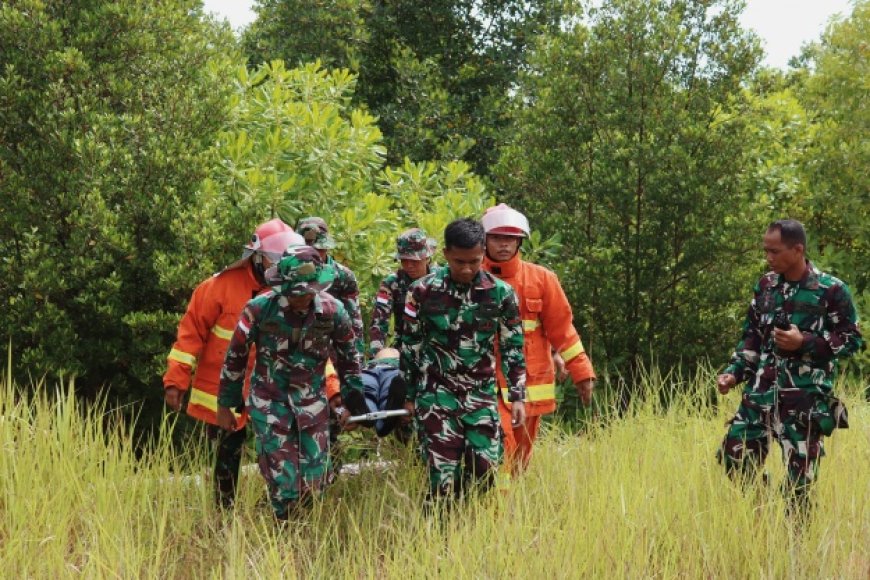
[326,255,364,356]
[724,260,863,394]
[369,268,430,357]
[400,265,526,404]
[218,291,364,428]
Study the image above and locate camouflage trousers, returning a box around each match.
[416,388,503,499]
[249,399,331,519]
[720,386,828,490]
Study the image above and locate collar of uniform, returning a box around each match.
[801,260,821,290]
[473,269,495,290]
[778,259,820,290]
[483,252,521,278]
[312,292,324,314]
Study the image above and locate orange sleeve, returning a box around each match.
[325,358,340,401]
[539,270,596,384]
[162,277,222,391]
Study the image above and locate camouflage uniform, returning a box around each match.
[218,247,365,519]
[401,266,526,498]
[297,217,365,356]
[326,255,364,355]
[370,228,436,357]
[370,270,419,356]
[720,260,863,493]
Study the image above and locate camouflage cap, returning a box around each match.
[296,216,336,250]
[395,227,436,260]
[266,244,335,296]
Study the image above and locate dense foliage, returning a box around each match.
[0,0,866,419]
[0,0,239,406]
[243,0,564,175]
[494,0,767,392]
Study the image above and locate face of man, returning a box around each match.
[763,228,805,279]
[485,233,521,263]
[286,293,315,312]
[443,245,484,285]
[400,257,430,280]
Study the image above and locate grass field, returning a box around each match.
[1,367,867,578]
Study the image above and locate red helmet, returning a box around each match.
[481,204,530,238]
[243,219,304,260]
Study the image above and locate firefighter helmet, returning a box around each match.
[481,204,530,238]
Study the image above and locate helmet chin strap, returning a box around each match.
[251,253,267,284]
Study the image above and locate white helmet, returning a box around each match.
[481,203,530,238]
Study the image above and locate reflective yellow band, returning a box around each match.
[501,382,556,403]
[326,359,336,375]
[522,319,539,332]
[527,383,556,401]
[168,348,196,366]
[211,324,234,340]
[561,341,585,362]
[189,387,241,418]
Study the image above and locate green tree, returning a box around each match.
[0,1,240,402]
[494,0,766,399]
[242,0,369,70]
[792,1,869,294]
[242,0,564,177]
[160,61,492,321]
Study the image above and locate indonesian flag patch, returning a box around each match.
[376,290,390,305]
[404,302,417,319]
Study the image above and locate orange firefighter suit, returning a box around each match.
[483,252,596,469]
[164,261,340,426]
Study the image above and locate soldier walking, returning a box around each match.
[717,219,863,513]
[369,227,436,358]
[217,245,368,520]
[163,219,302,508]
[296,217,365,357]
[400,218,526,505]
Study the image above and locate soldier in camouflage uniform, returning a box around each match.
[369,228,437,357]
[217,245,368,520]
[400,218,527,503]
[296,217,365,357]
[717,220,863,511]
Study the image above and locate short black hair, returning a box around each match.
[768,219,807,248]
[444,218,485,250]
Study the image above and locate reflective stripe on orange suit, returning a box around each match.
[163,261,264,427]
[484,252,595,467]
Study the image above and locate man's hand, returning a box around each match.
[553,352,568,382]
[164,387,183,411]
[401,401,415,425]
[716,373,736,395]
[773,324,803,352]
[216,405,238,432]
[511,400,526,428]
[575,379,594,406]
[329,395,357,431]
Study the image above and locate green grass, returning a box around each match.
[1,366,867,578]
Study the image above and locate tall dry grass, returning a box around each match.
[1,361,867,578]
